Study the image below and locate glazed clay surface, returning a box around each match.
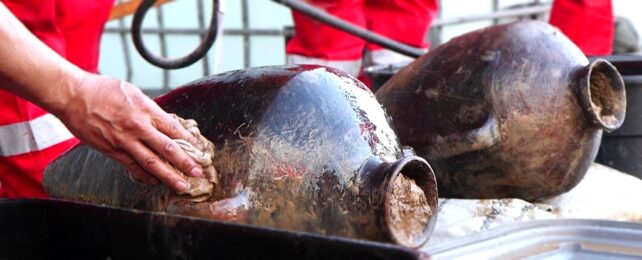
[44,65,438,248]
[376,21,625,201]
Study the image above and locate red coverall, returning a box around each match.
[286,0,613,77]
[0,0,114,198]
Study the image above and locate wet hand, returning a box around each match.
[56,73,204,192]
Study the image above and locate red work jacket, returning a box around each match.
[0,0,114,198]
[549,0,613,56]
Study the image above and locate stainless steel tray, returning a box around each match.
[423,219,642,259]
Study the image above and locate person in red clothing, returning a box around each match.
[286,0,439,78]
[0,1,204,198]
[286,0,613,79]
[549,0,614,56]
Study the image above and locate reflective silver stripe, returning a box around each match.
[0,113,74,157]
[287,54,362,77]
[370,49,425,66]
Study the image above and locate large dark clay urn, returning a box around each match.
[376,21,626,201]
[44,65,438,248]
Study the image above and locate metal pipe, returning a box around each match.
[116,0,133,82]
[108,28,285,36]
[112,3,550,37]
[272,0,425,58]
[197,0,211,76]
[430,0,444,47]
[492,0,500,25]
[109,28,285,36]
[156,4,170,89]
[241,0,250,68]
[430,4,551,27]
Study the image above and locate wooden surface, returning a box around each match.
[109,0,174,21]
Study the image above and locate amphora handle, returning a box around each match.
[425,115,500,159]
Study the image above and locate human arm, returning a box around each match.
[0,2,202,192]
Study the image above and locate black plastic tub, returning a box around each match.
[364,63,408,92]
[0,199,426,260]
[596,75,642,178]
[597,136,642,177]
[594,55,642,178]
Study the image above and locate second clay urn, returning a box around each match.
[376,21,626,201]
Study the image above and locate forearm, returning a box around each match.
[0,2,204,192]
[0,2,85,116]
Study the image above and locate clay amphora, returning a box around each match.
[44,65,438,248]
[376,21,626,201]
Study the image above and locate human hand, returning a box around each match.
[54,73,204,192]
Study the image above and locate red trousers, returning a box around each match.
[287,0,438,60]
[0,0,114,198]
[286,0,438,77]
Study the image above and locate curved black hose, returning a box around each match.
[132,0,221,69]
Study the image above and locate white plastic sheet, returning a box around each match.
[427,163,642,246]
